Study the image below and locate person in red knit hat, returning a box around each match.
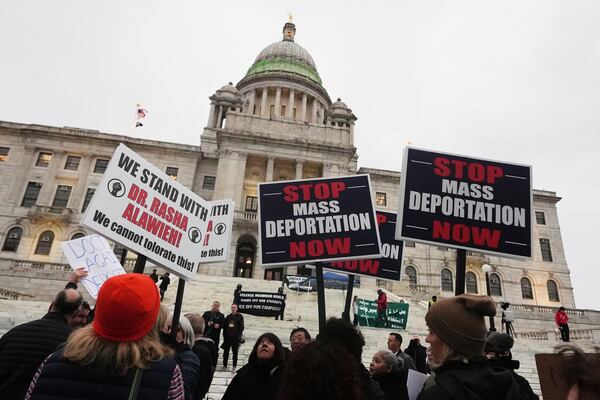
[25,273,185,400]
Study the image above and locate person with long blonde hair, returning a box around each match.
[25,274,184,400]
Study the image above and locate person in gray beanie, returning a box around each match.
[417,294,538,400]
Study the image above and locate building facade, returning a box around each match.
[0,22,575,308]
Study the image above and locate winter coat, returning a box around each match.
[159,276,171,290]
[160,332,200,400]
[417,359,536,400]
[222,361,284,400]
[376,292,388,311]
[25,350,181,400]
[405,343,430,374]
[359,364,393,400]
[202,310,225,345]
[223,313,244,344]
[372,368,409,400]
[395,351,417,371]
[554,310,569,326]
[191,338,217,399]
[489,358,539,400]
[0,312,73,400]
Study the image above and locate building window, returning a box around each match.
[166,167,179,181]
[540,238,553,262]
[547,280,560,302]
[245,196,258,212]
[270,105,275,117]
[490,273,502,296]
[375,192,387,206]
[0,147,9,162]
[36,152,52,167]
[71,232,85,240]
[52,185,72,208]
[21,182,42,208]
[82,188,95,213]
[293,108,297,118]
[202,176,216,190]
[34,230,55,255]
[2,227,23,252]
[281,105,286,116]
[405,265,417,288]
[521,277,534,299]
[441,268,453,292]
[94,159,109,174]
[535,211,546,225]
[405,241,416,248]
[64,155,81,171]
[466,272,478,294]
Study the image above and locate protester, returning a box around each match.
[376,289,389,327]
[317,317,389,400]
[370,350,409,400]
[150,268,159,283]
[222,303,244,371]
[24,274,184,399]
[388,333,416,371]
[202,301,226,357]
[500,302,515,337]
[275,287,286,320]
[352,295,359,327]
[184,313,216,400]
[280,341,362,400]
[405,337,429,374]
[233,284,242,305]
[159,272,171,301]
[0,288,83,400]
[550,344,600,400]
[418,294,535,400]
[290,327,311,352]
[428,295,437,310]
[555,306,570,342]
[65,267,88,290]
[222,333,285,400]
[484,332,538,399]
[71,300,92,328]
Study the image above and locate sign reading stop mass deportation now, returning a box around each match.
[396,147,532,259]
[327,211,403,281]
[259,175,381,266]
[81,144,234,280]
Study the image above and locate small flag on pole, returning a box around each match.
[135,104,148,128]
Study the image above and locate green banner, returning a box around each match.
[357,299,409,329]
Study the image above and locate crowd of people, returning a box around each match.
[0,272,598,400]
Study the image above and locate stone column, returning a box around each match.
[260,88,268,117]
[215,105,223,128]
[287,89,295,119]
[37,150,65,205]
[7,145,36,204]
[249,90,256,115]
[312,99,318,123]
[295,160,304,179]
[301,93,307,121]
[275,88,281,117]
[266,157,275,182]
[207,102,216,127]
[213,151,248,212]
[234,152,248,208]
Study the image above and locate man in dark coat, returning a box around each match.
[0,288,83,400]
[202,300,226,359]
[149,268,159,283]
[388,332,417,371]
[405,337,430,374]
[222,303,244,371]
[185,312,217,400]
[159,272,171,301]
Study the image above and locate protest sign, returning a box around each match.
[407,369,429,400]
[357,298,409,329]
[81,144,234,280]
[237,291,286,317]
[396,147,532,259]
[258,175,382,266]
[326,210,403,280]
[61,234,126,298]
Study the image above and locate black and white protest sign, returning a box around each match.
[259,175,382,266]
[237,291,285,317]
[326,211,403,281]
[81,144,234,280]
[396,147,532,258]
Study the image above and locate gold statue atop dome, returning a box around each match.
[287,11,293,22]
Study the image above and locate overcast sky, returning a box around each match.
[1,1,598,309]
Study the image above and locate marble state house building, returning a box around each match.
[0,21,575,308]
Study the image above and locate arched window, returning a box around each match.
[405,266,417,288]
[441,268,453,292]
[71,232,85,240]
[547,280,560,302]
[466,272,478,294]
[34,230,55,255]
[521,277,534,299]
[489,273,502,296]
[2,227,23,252]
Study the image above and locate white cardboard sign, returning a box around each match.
[61,234,126,298]
[81,144,234,280]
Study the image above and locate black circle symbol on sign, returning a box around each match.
[107,179,126,198]
[214,223,226,235]
[188,227,202,243]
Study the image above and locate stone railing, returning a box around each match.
[500,302,597,318]
[410,284,430,301]
[234,211,257,221]
[12,260,71,273]
[0,288,34,300]
[27,205,76,222]
[514,328,600,342]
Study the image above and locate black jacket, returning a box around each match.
[359,364,392,400]
[223,313,244,343]
[160,332,200,400]
[405,343,430,374]
[0,312,73,400]
[489,358,539,400]
[417,359,536,400]
[222,361,284,400]
[191,338,217,399]
[372,368,409,400]
[159,276,171,290]
[202,310,225,344]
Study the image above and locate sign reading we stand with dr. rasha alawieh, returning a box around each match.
[81,144,233,280]
[259,175,381,266]
[396,147,532,258]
